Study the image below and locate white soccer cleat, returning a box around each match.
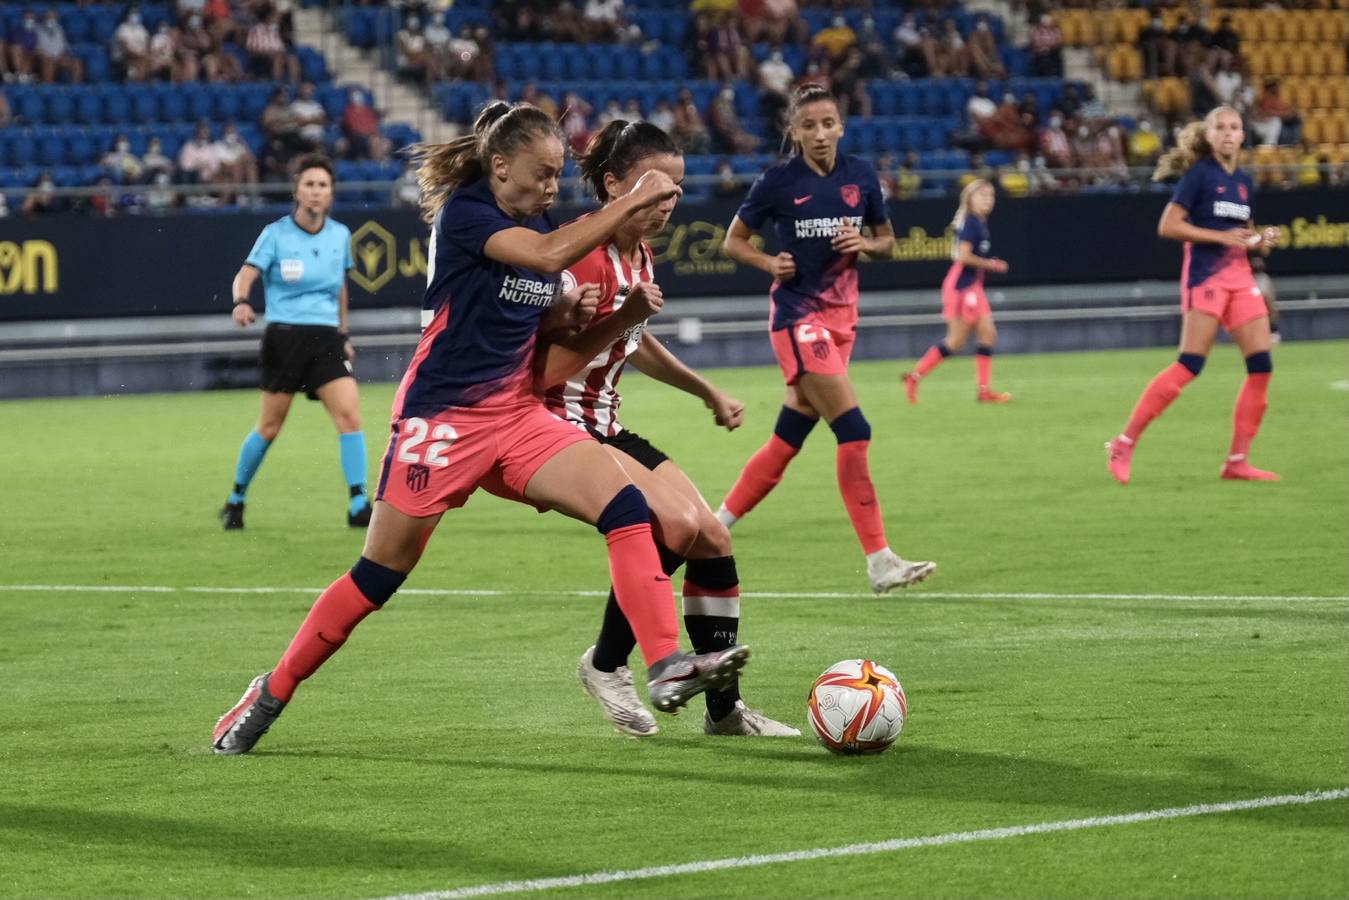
[704,702,801,737]
[867,549,936,594]
[577,646,658,737]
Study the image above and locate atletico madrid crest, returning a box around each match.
[840,184,861,207]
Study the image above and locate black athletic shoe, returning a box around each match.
[347,502,372,528]
[220,502,244,530]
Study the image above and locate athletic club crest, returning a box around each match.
[1238,184,1249,201]
[840,184,861,207]
[406,463,430,493]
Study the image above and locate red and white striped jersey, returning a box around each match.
[543,239,654,437]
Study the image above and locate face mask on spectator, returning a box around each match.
[116,139,130,153]
[1140,120,1153,132]
[350,92,365,106]
[832,16,844,28]
[1049,116,1062,129]
[189,15,202,27]
[39,179,54,190]
[128,12,141,25]
[976,21,988,32]
[1077,125,1090,138]
[770,50,782,62]
[1040,15,1051,26]
[23,15,36,28]
[407,16,421,30]
[721,88,734,102]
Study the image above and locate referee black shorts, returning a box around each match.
[259,323,353,398]
[591,426,670,472]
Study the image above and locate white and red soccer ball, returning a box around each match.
[807,659,907,755]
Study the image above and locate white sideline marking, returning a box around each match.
[370,789,1349,900]
[1331,379,1349,392]
[0,584,1346,603]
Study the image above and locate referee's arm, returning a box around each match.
[338,281,354,358]
[231,264,261,327]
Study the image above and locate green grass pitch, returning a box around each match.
[2,341,1346,900]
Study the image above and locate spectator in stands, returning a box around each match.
[1212,55,1243,111]
[519,81,558,120]
[1053,83,1082,121]
[709,84,760,154]
[981,93,1032,152]
[176,0,207,25]
[714,158,741,199]
[203,0,236,47]
[1211,14,1240,67]
[392,159,419,208]
[179,121,221,183]
[1252,80,1300,145]
[757,46,793,137]
[179,13,240,82]
[85,175,119,217]
[35,8,83,83]
[214,123,259,197]
[540,1,585,43]
[934,19,969,77]
[494,1,545,42]
[1189,52,1219,117]
[968,18,1005,80]
[597,98,624,128]
[146,21,182,82]
[1294,139,1322,189]
[1137,14,1175,80]
[1092,124,1129,182]
[112,6,150,80]
[672,87,710,153]
[648,98,674,135]
[709,11,751,81]
[1179,14,1212,74]
[21,172,68,216]
[141,136,175,181]
[0,90,10,126]
[145,170,178,211]
[1027,13,1062,78]
[246,9,298,82]
[340,89,390,161]
[395,15,432,84]
[289,81,327,151]
[101,134,144,183]
[894,14,933,79]
[1039,113,1073,168]
[812,14,856,65]
[582,0,624,43]
[622,97,645,122]
[1018,91,1040,130]
[5,9,39,82]
[260,87,303,178]
[420,13,451,77]
[1127,118,1162,166]
[559,91,594,153]
[757,0,807,47]
[999,155,1030,198]
[830,46,872,118]
[966,81,996,124]
[853,16,891,75]
[1028,154,1058,194]
[445,24,491,83]
[1070,122,1096,169]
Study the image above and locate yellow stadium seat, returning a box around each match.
[1232,10,1257,41]
[1328,49,1347,76]
[1331,111,1349,145]
[1255,11,1282,42]
[1320,10,1349,42]
[1303,113,1327,144]
[1246,46,1268,77]
[1331,80,1349,109]
[1290,12,1314,42]
[1286,44,1309,76]
[1306,46,1329,77]
[1289,79,1316,110]
[1254,145,1283,187]
[1108,44,1142,82]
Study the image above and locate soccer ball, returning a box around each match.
[806,659,907,755]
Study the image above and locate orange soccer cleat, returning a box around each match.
[1105,435,1135,485]
[1220,456,1281,481]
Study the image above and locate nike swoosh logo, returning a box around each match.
[793,195,812,205]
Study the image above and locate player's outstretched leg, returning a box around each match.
[220,429,272,530]
[1107,353,1205,485]
[1221,350,1279,481]
[903,342,950,405]
[829,407,936,593]
[212,556,399,754]
[715,406,817,528]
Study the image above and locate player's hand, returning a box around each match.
[232,303,256,327]
[707,390,745,431]
[1223,228,1257,249]
[767,252,796,281]
[830,221,866,254]
[557,281,602,334]
[343,338,356,361]
[1260,226,1279,251]
[987,258,1009,274]
[629,170,681,209]
[616,280,664,325]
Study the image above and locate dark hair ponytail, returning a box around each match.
[784,84,841,155]
[574,119,680,202]
[410,101,563,223]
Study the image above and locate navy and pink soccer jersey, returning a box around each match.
[944,215,992,292]
[735,154,888,332]
[543,239,655,437]
[393,177,559,420]
[1170,156,1256,289]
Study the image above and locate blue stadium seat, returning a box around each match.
[66,129,95,165]
[157,85,187,123]
[61,8,92,42]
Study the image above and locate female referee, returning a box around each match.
[1106,106,1280,485]
[903,179,1013,404]
[220,154,371,530]
[542,119,797,738]
[211,103,749,755]
[713,84,936,594]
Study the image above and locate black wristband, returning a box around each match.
[233,297,251,307]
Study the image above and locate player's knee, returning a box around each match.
[773,405,818,450]
[936,341,954,357]
[596,483,649,534]
[829,407,871,444]
[256,421,284,441]
[1245,351,1273,374]
[658,497,701,556]
[1177,352,1207,377]
[695,512,734,558]
[334,413,361,433]
[350,555,406,606]
[945,335,967,352]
